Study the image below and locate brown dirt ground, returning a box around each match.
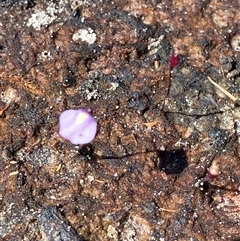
[0,0,240,240]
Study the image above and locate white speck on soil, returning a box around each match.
[72,28,97,44]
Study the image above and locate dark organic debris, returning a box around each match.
[128,91,150,113]
[38,206,85,241]
[157,149,188,175]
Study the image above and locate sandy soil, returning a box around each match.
[0,0,240,240]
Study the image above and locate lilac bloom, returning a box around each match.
[59,109,97,145]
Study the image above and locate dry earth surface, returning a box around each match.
[0,0,240,240]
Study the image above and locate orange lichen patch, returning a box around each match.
[4,74,44,96]
[22,78,44,96]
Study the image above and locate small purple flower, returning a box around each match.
[59,108,97,145]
